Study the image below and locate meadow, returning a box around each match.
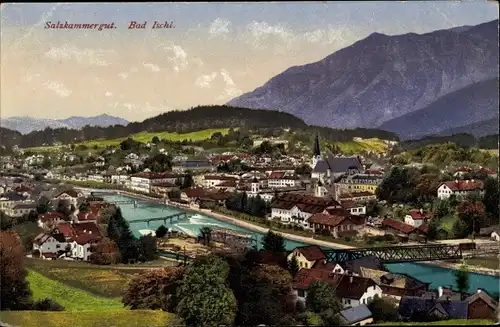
[0,310,174,327]
[374,319,494,326]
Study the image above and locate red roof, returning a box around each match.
[183,187,206,198]
[73,222,102,237]
[364,170,384,175]
[339,191,374,198]
[293,268,342,290]
[152,182,176,188]
[131,172,180,180]
[204,175,237,181]
[418,223,429,234]
[442,180,484,192]
[77,212,97,221]
[311,260,341,272]
[54,223,76,238]
[210,154,249,162]
[39,212,65,222]
[455,167,473,173]
[407,209,433,220]
[292,245,326,261]
[309,213,349,227]
[381,218,415,235]
[269,171,286,179]
[74,233,100,245]
[15,185,32,193]
[335,274,377,300]
[478,167,496,175]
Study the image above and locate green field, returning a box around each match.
[374,319,494,326]
[24,128,231,152]
[0,310,174,327]
[27,269,124,311]
[77,128,231,148]
[332,138,390,155]
[26,259,145,298]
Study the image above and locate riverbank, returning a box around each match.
[75,186,354,249]
[421,260,499,277]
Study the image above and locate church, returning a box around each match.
[310,133,364,198]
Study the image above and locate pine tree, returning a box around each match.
[288,255,300,277]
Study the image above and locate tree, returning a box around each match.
[120,137,140,151]
[368,297,400,323]
[306,281,342,325]
[32,298,65,311]
[482,177,499,223]
[122,266,185,312]
[453,200,486,238]
[426,217,440,241]
[106,208,137,263]
[288,255,300,277]
[182,172,194,189]
[143,153,172,173]
[176,255,237,327]
[454,263,469,300]
[89,237,120,265]
[152,136,160,145]
[138,235,158,262]
[0,231,33,310]
[238,264,295,326]
[262,230,286,253]
[156,225,168,238]
[36,203,48,214]
[199,227,212,246]
[295,164,312,175]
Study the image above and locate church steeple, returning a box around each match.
[313,132,321,157]
[312,132,322,168]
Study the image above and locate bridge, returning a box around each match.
[128,212,191,227]
[324,244,464,264]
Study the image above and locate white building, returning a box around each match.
[404,209,433,228]
[203,175,238,188]
[267,171,301,188]
[129,172,183,194]
[111,174,129,186]
[437,180,484,200]
[32,233,67,258]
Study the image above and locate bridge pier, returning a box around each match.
[133,201,137,209]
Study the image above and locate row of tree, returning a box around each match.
[225,192,271,218]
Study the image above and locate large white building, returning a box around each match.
[437,180,484,200]
[129,172,183,194]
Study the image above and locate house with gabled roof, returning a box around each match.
[404,209,433,228]
[32,232,68,260]
[339,304,374,326]
[437,179,484,200]
[287,245,326,269]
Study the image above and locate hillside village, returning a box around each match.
[1,128,499,326]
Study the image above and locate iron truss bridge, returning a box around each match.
[128,212,191,227]
[324,244,464,264]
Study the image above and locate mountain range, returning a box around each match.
[0,114,129,134]
[228,19,499,139]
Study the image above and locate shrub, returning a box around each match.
[32,298,65,311]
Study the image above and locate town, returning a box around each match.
[1,125,499,326]
[1,3,498,327]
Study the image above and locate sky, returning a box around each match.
[1,2,498,122]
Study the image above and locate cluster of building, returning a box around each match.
[287,245,498,324]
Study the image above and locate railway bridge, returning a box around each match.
[323,243,468,264]
[127,212,191,227]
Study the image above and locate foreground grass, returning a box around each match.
[27,269,124,311]
[374,319,494,326]
[26,260,140,298]
[0,310,174,327]
[464,256,499,270]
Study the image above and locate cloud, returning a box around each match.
[209,18,231,37]
[44,45,113,66]
[112,102,170,114]
[246,21,295,48]
[143,63,160,72]
[304,29,325,43]
[43,81,72,97]
[195,72,218,88]
[118,72,128,79]
[105,91,113,97]
[217,69,243,101]
[167,45,188,72]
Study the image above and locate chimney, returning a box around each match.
[466,180,469,184]
[420,208,423,215]
[455,179,458,183]
[349,276,353,284]
[327,168,331,178]
[438,286,443,297]
[471,179,474,183]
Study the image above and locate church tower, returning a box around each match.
[251,174,260,194]
[312,132,322,168]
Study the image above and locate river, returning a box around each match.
[100,194,499,297]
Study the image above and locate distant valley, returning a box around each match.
[0,114,129,134]
[228,19,499,139]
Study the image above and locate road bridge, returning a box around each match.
[324,243,465,264]
[128,212,191,227]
